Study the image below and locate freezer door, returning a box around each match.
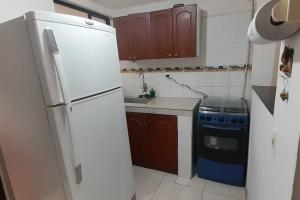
[47,88,135,200]
[27,16,122,106]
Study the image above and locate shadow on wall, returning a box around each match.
[199,10,207,65]
[292,136,300,200]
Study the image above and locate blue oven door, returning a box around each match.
[197,125,248,186]
[198,125,248,164]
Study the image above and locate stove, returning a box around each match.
[198,98,248,128]
[196,98,249,187]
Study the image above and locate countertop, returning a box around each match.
[252,86,276,115]
[125,97,201,116]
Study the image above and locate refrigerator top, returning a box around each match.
[25,11,115,33]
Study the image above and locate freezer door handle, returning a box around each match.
[45,28,82,185]
[45,28,71,104]
[64,105,83,185]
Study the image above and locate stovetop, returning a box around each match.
[198,98,249,128]
[199,97,248,115]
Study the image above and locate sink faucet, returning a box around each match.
[138,72,148,93]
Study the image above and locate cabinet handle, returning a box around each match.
[168,53,172,57]
[174,53,178,57]
[134,56,137,59]
[129,56,132,60]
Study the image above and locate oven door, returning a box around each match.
[198,125,248,164]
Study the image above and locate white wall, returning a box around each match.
[251,42,280,86]
[121,70,249,99]
[247,91,275,200]
[250,0,280,86]
[0,0,54,23]
[247,1,300,199]
[292,144,300,200]
[247,31,300,200]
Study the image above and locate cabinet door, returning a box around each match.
[148,114,178,174]
[113,16,131,60]
[126,113,149,167]
[173,4,197,58]
[150,9,174,59]
[129,13,152,60]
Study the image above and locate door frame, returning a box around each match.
[53,0,111,25]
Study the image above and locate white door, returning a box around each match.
[27,14,122,105]
[47,88,135,200]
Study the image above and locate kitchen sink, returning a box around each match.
[124,97,153,104]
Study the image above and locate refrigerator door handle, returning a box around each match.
[44,28,71,104]
[65,105,83,185]
[45,28,82,185]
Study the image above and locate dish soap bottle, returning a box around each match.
[150,88,156,98]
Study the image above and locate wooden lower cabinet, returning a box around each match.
[126,113,149,167]
[126,113,178,174]
[148,114,178,174]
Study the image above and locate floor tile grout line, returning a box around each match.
[203,180,245,200]
[203,190,243,200]
[200,188,204,200]
[135,166,245,200]
[201,179,206,200]
[150,173,166,200]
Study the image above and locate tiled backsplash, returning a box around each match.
[121,67,250,100]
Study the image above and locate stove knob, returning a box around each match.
[218,117,224,122]
[206,116,212,121]
[231,118,237,124]
[200,116,205,121]
[239,118,245,124]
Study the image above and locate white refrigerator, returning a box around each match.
[0,11,135,200]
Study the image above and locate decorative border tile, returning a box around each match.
[121,65,252,73]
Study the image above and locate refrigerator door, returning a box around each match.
[47,88,135,200]
[26,12,122,106]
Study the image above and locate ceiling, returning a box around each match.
[90,0,164,9]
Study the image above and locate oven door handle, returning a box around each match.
[201,125,242,131]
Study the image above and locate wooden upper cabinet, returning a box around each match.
[150,9,174,59]
[129,13,152,60]
[148,114,178,174]
[173,4,197,58]
[113,16,131,60]
[113,4,198,60]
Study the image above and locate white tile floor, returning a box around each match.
[133,166,246,200]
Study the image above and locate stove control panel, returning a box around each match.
[198,112,248,127]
